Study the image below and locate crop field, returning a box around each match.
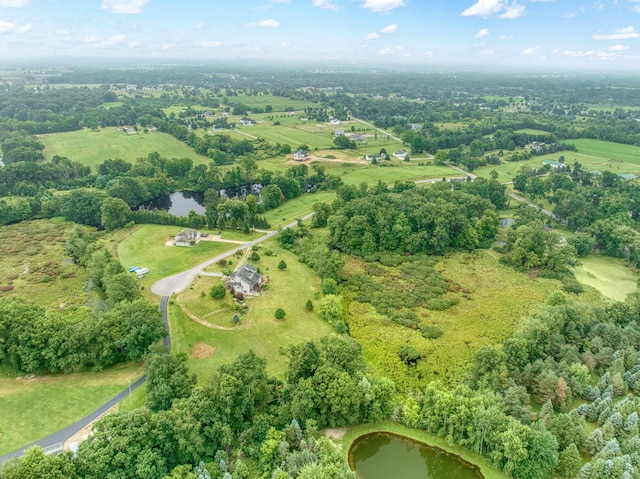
[168,239,333,379]
[572,254,638,302]
[116,225,256,290]
[39,127,211,170]
[348,249,567,390]
[0,361,143,455]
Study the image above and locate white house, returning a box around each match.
[293,149,308,161]
[227,263,262,296]
[240,117,255,126]
[335,129,345,137]
[393,150,408,160]
[174,228,201,247]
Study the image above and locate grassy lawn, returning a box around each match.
[264,191,336,228]
[116,225,248,288]
[515,128,551,135]
[338,422,509,479]
[0,361,143,455]
[168,239,334,380]
[228,94,318,112]
[572,254,638,301]
[325,162,453,186]
[348,249,567,389]
[39,127,211,170]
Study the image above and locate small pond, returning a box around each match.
[139,191,205,217]
[349,432,483,479]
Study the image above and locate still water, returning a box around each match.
[139,191,205,217]
[349,433,483,479]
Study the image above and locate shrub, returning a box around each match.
[562,279,584,294]
[210,284,227,300]
[275,308,286,320]
[305,299,314,312]
[419,324,443,339]
[250,252,260,262]
[278,260,287,270]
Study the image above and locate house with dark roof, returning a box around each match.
[174,228,201,247]
[294,149,308,161]
[240,117,256,126]
[227,263,263,296]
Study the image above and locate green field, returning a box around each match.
[39,127,211,170]
[264,191,336,228]
[348,249,566,389]
[573,254,638,301]
[0,362,143,455]
[168,239,334,379]
[515,128,551,135]
[230,94,318,112]
[116,225,256,289]
[474,138,640,183]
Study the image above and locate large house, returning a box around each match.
[293,149,308,161]
[227,263,263,296]
[174,228,201,247]
[240,117,256,126]
[393,150,408,160]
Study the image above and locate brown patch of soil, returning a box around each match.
[189,342,215,359]
[323,427,348,440]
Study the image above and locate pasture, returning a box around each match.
[168,239,334,379]
[263,191,336,228]
[228,94,318,112]
[39,127,211,170]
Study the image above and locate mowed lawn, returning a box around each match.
[0,362,143,455]
[474,138,640,182]
[169,239,334,380]
[117,225,249,288]
[39,127,211,170]
[264,191,335,228]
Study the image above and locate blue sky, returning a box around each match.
[1,0,640,70]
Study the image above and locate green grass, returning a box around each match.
[168,239,334,379]
[328,162,454,186]
[264,191,336,228]
[348,249,566,389]
[515,128,551,135]
[474,138,640,183]
[229,94,318,112]
[39,127,211,170]
[572,254,638,301]
[0,361,143,455]
[338,422,509,479]
[116,225,248,288]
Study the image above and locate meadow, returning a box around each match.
[39,127,211,170]
[572,254,638,302]
[347,249,570,390]
[168,239,334,379]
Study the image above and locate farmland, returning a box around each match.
[39,127,211,170]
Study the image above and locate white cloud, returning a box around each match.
[479,49,495,54]
[475,28,490,38]
[592,26,640,40]
[461,0,525,19]
[367,32,379,39]
[101,0,149,14]
[270,0,290,2]
[0,0,29,7]
[361,0,406,14]
[608,44,629,51]
[499,2,525,19]
[563,11,576,18]
[313,0,339,10]
[82,35,98,43]
[380,23,397,34]
[196,22,204,29]
[521,46,539,55]
[499,34,513,39]
[56,29,70,35]
[244,18,280,28]
[100,33,126,47]
[127,41,141,47]
[424,50,434,58]
[378,47,394,55]
[634,5,640,13]
[201,41,223,48]
[0,19,30,34]
[280,41,291,48]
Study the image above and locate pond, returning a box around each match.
[139,191,205,217]
[349,432,483,479]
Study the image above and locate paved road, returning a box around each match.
[0,376,146,464]
[151,213,314,297]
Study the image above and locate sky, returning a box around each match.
[1,0,640,71]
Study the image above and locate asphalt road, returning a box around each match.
[0,213,313,464]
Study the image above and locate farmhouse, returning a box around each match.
[335,129,345,137]
[393,150,408,160]
[227,263,262,296]
[240,117,256,126]
[174,228,201,247]
[349,134,366,142]
[542,160,567,171]
[293,149,308,161]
